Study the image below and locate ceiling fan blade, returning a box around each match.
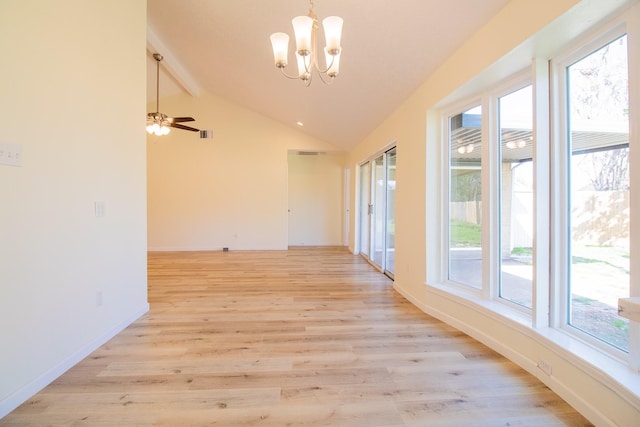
[168,117,195,123]
[169,123,200,132]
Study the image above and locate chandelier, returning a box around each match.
[269,0,343,86]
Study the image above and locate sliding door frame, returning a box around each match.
[357,144,397,279]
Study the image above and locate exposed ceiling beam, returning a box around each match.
[147,24,200,98]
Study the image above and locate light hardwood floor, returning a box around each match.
[2,247,592,426]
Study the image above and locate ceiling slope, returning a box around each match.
[147,0,511,150]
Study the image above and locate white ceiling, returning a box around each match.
[147,0,511,150]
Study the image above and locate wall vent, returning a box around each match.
[199,129,214,139]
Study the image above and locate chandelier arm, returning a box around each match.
[316,69,335,85]
[302,54,313,81]
[279,66,303,80]
[305,53,312,75]
[314,53,336,75]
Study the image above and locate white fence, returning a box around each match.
[450,190,629,250]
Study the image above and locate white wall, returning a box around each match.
[288,152,345,246]
[348,0,640,425]
[147,90,340,251]
[0,0,148,417]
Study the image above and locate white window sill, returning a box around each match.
[420,282,640,408]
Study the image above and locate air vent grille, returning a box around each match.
[199,129,214,139]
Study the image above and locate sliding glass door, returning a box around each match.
[359,161,371,259]
[371,155,385,267]
[385,148,396,275]
[359,147,396,278]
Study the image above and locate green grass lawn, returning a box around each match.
[450,220,481,247]
[449,220,630,349]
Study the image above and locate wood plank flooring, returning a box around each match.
[1,247,592,426]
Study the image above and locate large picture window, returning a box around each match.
[439,27,635,359]
[566,35,629,351]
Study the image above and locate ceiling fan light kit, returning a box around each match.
[146,112,171,136]
[146,53,200,136]
[270,0,343,86]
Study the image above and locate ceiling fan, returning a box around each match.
[146,53,199,136]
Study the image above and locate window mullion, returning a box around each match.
[532,58,551,328]
[550,57,570,331]
[483,95,500,300]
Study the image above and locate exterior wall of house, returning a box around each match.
[347,0,640,425]
[0,0,148,417]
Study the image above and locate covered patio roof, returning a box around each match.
[450,113,629,164]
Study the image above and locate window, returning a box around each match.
[448,105,483,289]
[499,86,534,309]
[564,35,630,351]
[439,23,634,361]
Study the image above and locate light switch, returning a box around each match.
[0,142,23,167]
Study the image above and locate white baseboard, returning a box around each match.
[0,304,149,419]
[147,246,288,252]
[392,283,615,427]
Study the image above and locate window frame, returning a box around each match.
[441,97,485,297]
[435,6,639,370]
[494,80,536,312]
[440,73,535,316]
[551,23,633,357]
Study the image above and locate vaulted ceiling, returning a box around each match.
[147,0,511,150]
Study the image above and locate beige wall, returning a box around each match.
[348,0,640,425]
[288,152,345,246]
[147,90,340,251]
[0,0,148,417]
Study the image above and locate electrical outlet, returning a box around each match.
[94,201,105,217]
[537,359,552,376]
[0,142,23,167]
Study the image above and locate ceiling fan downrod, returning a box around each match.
[153,53,162,114]
[146,53,171,136]
[146,52,200,135]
